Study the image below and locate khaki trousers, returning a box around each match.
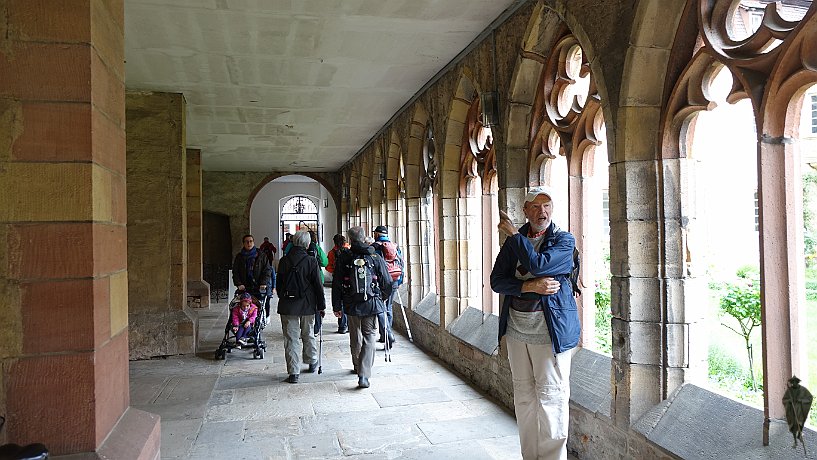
[506,336,573,460]
[280,314,317,375]
[348,315,377,378]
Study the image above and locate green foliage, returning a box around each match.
[804,171,817,267]
[708,344,744,382]
[594,287,612,354]
[720,281,761,326]
[719,271,761,390]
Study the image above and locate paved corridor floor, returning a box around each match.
[129,295,526,460]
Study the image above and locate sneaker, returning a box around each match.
[306,363,318,373]
[286,374,299,384]
[357,376,370,389]
[238,338,248,346]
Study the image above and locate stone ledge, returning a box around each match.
[634,383,816,459]
[414,292,440,325]
[447,306,498,355]
[570,348,612,418]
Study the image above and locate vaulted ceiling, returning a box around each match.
[124,0,522,172]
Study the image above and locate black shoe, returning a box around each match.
[350,369,358,375]
[306,363,317,373]
[377,337,385,343]
[337,327,348,334]
[358,376,370,388]
[286,374,299,384]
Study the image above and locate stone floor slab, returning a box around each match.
[371,387,451,408]
[417,415,519,445]
[129,298,528,460]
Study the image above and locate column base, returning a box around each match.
[53,408,160,460]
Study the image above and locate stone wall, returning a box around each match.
[126,91,196,359]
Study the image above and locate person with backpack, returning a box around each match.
[284,230,329,335]
[490,186,580,460]
[326,233,351,334]
[276,230,326,384]
[371,225,403,346]
[331,226,392,388]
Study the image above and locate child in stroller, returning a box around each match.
[215,291,267,360]
[232,292,257,348]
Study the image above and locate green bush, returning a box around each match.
[595,287,612,354]
[719,270,761,390]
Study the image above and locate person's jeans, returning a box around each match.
[235,324,253,340]
[506,336,573,460]
[337,311,348,331]
[377,281,399,340]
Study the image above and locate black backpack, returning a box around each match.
[281,256,308,299]
[343,254,380,302]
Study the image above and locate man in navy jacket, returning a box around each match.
[490,186,580,460]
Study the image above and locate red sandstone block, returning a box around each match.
[8,0,91,43]
[91,50,125,129]
[92,224,127,276]
[9,223,95,279]
[12,102,92,162]
[21,279,95,354]
[94,331,129,446]
[7,353,96,454]
[91,107,126,174]
[0,42,92,102]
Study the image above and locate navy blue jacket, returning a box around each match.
[490,222,581,354]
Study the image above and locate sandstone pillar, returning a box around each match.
[0,2,159,456]
[186,148,210,309]
[126,91,196,359]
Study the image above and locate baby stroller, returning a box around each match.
[214,291,267,360]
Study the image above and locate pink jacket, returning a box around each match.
[231,303,258,326]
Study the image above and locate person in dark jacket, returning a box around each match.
[490,186,580,460]
[276,230,326,384]
[232,234,274,313]
[371,225,402,345]
[331,226,392,388]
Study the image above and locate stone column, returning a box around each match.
[186,148,210,309]
[0,2,159,456]
[126,91,196,359]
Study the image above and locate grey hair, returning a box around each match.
[291,230,311,249]
[347,226,366,244]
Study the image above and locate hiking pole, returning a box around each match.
[318,319,323,374]
[383,311,391,362]
[395,289,413,343]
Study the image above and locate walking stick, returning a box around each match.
[395,288,413,342]
[318,319,323,374]
[383,310,392,363]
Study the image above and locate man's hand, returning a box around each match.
[333,311,342,318]
[237,285,245,291]
[522,277,561,295]
[320,310,326,318]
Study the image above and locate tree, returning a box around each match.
[719,271,761,391]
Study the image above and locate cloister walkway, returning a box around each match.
[129,292,532,460]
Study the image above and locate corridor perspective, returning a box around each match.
[2,1,817,459]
